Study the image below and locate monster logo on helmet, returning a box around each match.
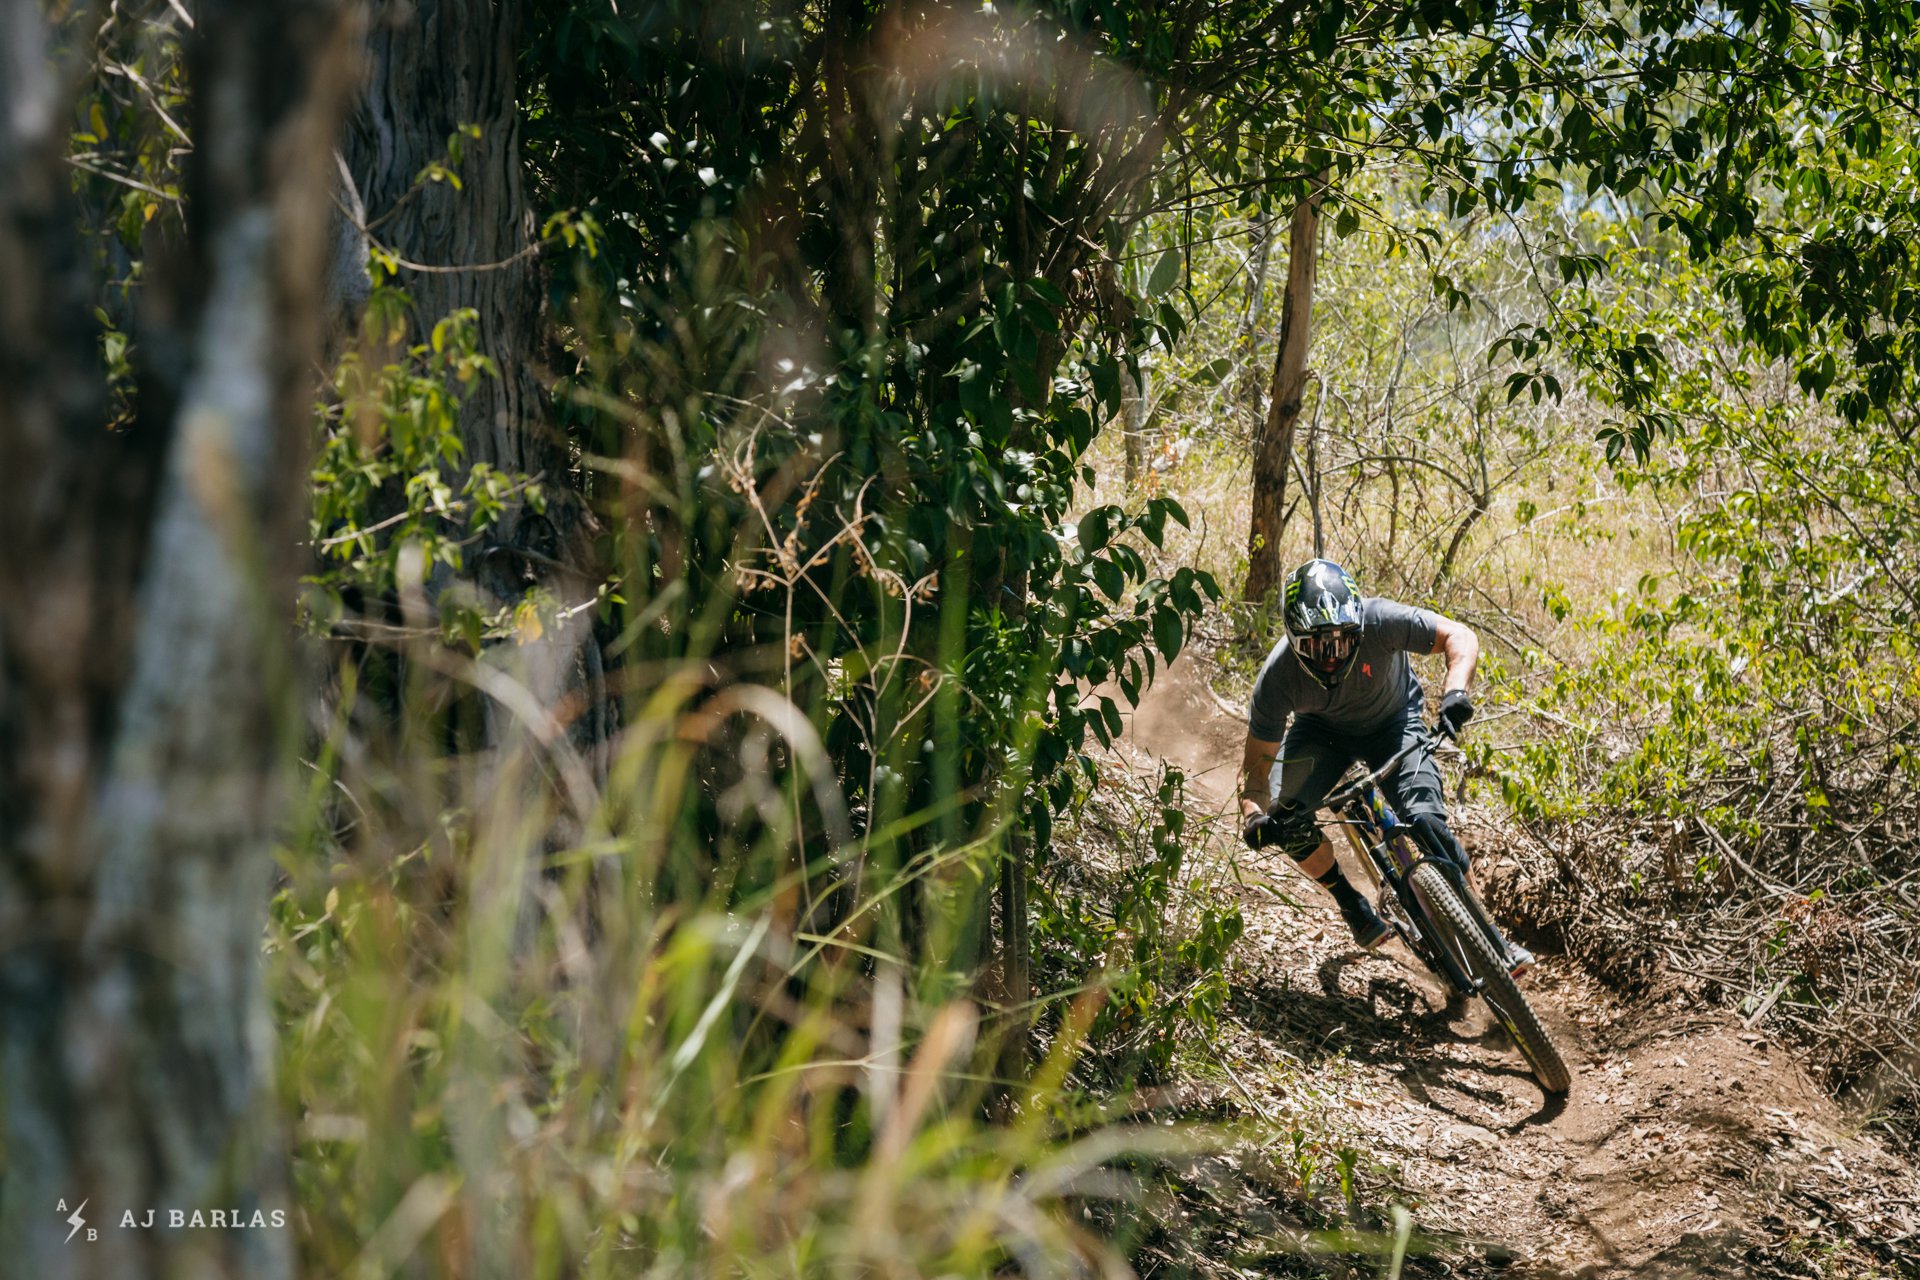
[1282,558,1365,688]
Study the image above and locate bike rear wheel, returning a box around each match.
[1409,861,1571,1094]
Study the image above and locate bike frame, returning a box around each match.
[1319,736,1510,998]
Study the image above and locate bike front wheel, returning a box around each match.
[1409,860,1572,1094]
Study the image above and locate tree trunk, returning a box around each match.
[1096,258,1148,489]
[345,0,605,761]
[344,0,568,564]
[1434,401,1494,591]
[0,3,357,1276]
[990,547,1035,1098]
[1242,176,1324,604]
[1304,382,1326,557]
[344,15,609,1266]
[1433,493,1489,590]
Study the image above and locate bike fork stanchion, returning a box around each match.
[1434,859,1515,962]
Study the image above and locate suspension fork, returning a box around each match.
[1396,852,1492,996]
[1367,805,1486,996]
[1340,816,1387,892]
[1330,783,1496,998]
[1339,806,1471,988]
[1400,820,1512,958]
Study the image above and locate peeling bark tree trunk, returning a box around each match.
[1242,177,1324,605]
[0,2,357,1277]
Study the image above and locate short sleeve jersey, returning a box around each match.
[1247,597,1439,740]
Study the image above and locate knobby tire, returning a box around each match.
[1409,861,1572,1094]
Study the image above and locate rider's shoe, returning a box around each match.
[1505,941,1536,979]
[1341,899,1391,951]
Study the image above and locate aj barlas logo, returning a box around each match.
[56,1197,287,1242]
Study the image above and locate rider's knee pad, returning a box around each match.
[1408,812,1469,872]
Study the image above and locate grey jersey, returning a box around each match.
[1247,597,1439,740]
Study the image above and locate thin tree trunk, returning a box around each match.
[0,3,357,1276]
[1304,381,1326,557]
[995,823,1032,1095]
[1434,494,1489,590]
[1240,214,1274,333]
[1235,213,1272,411]
[1097,258,1147,488]
[1121,360,1149,487]
[1434,401,1493,590]
[1242,175,1325,604]
[993,542,1034,1096]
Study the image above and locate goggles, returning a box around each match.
[1294,628,1358,665]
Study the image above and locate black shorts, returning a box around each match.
[1266,709,1446,853]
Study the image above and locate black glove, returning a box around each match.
[1437,689,1475,740]
[1242,810,1280,849]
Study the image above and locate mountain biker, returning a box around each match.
[1238,558,1533,975]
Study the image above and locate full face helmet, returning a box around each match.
[1283,559,1365,689]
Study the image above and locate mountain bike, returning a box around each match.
[1313,727,1572,1094]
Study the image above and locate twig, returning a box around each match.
[1743,975,1792,1029]
[1695,815,1795,897]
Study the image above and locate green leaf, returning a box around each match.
[1152,605,1184,661]
[1137,503,1167,548]
[1078,506,1113,553]
[1089,355,1123,413]
[1026,278,1067,306]
[1193,355,1234,385]
[1147,247,1182,297]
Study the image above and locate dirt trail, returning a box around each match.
[1119,656,1920,1278]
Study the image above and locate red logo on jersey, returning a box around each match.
[1362,662,1373,678]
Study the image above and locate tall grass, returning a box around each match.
[272,644,1201,1276]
